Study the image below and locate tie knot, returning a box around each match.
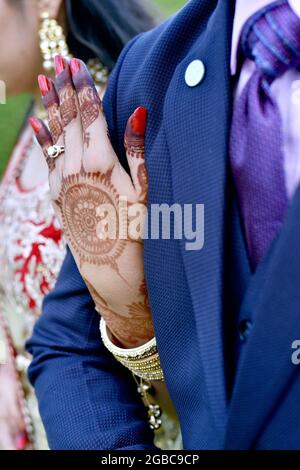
[241,0,300,80]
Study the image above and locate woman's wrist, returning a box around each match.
[95,302,155,349]
[100,317,164,382]
[107,322,155,349]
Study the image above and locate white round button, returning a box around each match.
[185,60,206,87]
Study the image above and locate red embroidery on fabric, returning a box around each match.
[14,221,62,310]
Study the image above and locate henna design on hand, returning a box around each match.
[139,278,149,298]
[41,83,63,144]
[84,278,109,308]
[118,277,154,346]
[55,67,78,127]
[107,276,154,347]
[78,87,100,132]
[59,84,78,127]
[71,60,103,146]
[34,63,153,348]
[84,131,91,148]
[55,167,127,272]
[84,277,153,347]
[77,78,101,146]
[124,107,148,203]
[137,163,148,204]
[125,277,151,328]
[48,104,63,144]
[110,309,154,348]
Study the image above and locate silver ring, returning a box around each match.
[47,145,65,159]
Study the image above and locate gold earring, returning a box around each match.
[39,12,70,72]
[86,58,109,91]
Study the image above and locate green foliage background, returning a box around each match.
[0,0,187,176]
[155,0,186,15]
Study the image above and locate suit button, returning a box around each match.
[185,60,206,87]
[239,320,253,341]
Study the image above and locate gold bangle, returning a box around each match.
[99,317,164,381]
[100,317,157,358]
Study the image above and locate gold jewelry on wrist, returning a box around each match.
[132,374,162,431]
[99,317,164,381]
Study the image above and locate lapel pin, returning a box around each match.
[185,59,206,87]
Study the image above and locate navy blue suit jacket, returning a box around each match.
[27,0,300,449]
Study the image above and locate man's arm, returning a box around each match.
[26,249,157,450]
[26,35,157,450]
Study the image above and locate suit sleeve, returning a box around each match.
[26,35,158,450]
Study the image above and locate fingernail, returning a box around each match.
[131,107,147,134]
[70,58,81,75]
[38,74,51,97]
[54,55,65,76]
[29,116,42,134]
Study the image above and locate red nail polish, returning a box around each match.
[131,107,147,134]
[54,55,65,76]
[38,74,51,97]
[29,116,42,134]
[70,58,81,75]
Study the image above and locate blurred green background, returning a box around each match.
[155,0,186,15]
[0,0,187,176]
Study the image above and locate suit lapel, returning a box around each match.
[164,0,235,435]
[225,184,300,449]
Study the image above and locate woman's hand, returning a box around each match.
[29,55,154,348]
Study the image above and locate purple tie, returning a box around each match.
[230,0,300,269]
